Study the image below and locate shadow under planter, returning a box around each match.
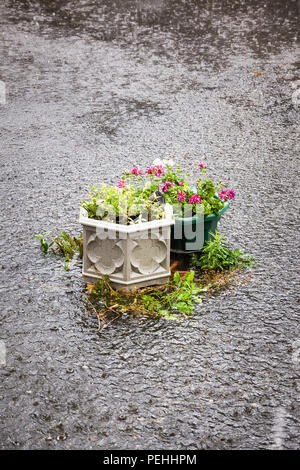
[79,205,174,290]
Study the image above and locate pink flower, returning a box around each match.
[145,165,165,177]
[189,194,202,204]
[177,191,187,202]
[161,181,174,192]
[178,181,184,186]
[198,163,206,169]
[117,180,126,188]
[145,166,156,175]
[130,166,143,175]
[218,190,235,200]
[155,165,164,177]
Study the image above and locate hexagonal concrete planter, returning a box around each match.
[79,205,174,290]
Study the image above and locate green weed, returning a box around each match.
[191,231,255,271]
[31,232,54,254]
[52,231,83,259]
[87,271,204,321]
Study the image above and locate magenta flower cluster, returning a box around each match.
[177,191,187,202]
[188,194,202,204]
[218,190,235,200]
[178,192,202,203]
[116,161,235,215]
[145,165,165,177]
[161,181,175,192]
[130,166,143,175]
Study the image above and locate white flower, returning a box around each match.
[143,181,151,190]
[152,158,175,167]
[152,158,164,166]
[164,159,174,167]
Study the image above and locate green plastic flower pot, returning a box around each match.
[170,201,229,253]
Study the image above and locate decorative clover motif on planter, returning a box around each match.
[86,233,124,275]
[131,238,167,275]
[79,205,174,289]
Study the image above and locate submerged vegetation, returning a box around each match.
[53,231,83,259]
[33,229,255,328]
[87,271,204,322]
[31,231,54,254]
[33,230,83,268]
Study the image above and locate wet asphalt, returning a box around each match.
[0,0,299,449]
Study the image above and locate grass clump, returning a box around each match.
[52,231,83,259]
[191,232,255,271]
[87,271,205,324]
[31,231,54,254]
[32,231,83,269]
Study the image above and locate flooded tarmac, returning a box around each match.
[0,0,299,449]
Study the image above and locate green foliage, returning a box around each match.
[165,270,204,315]
[196,180,225,216]
[160,163,185,184]
[88,271,204,320]
[33,230,83,272]
[81,183,165,224]
[82,160,233,222]
[191,232,255,271]
[34,225,255,323]
[31,232,54,254]
[63,255,70,271]
[143,161,229,216]
[53,231,83,259]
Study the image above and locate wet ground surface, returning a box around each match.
[0,0,299,450]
